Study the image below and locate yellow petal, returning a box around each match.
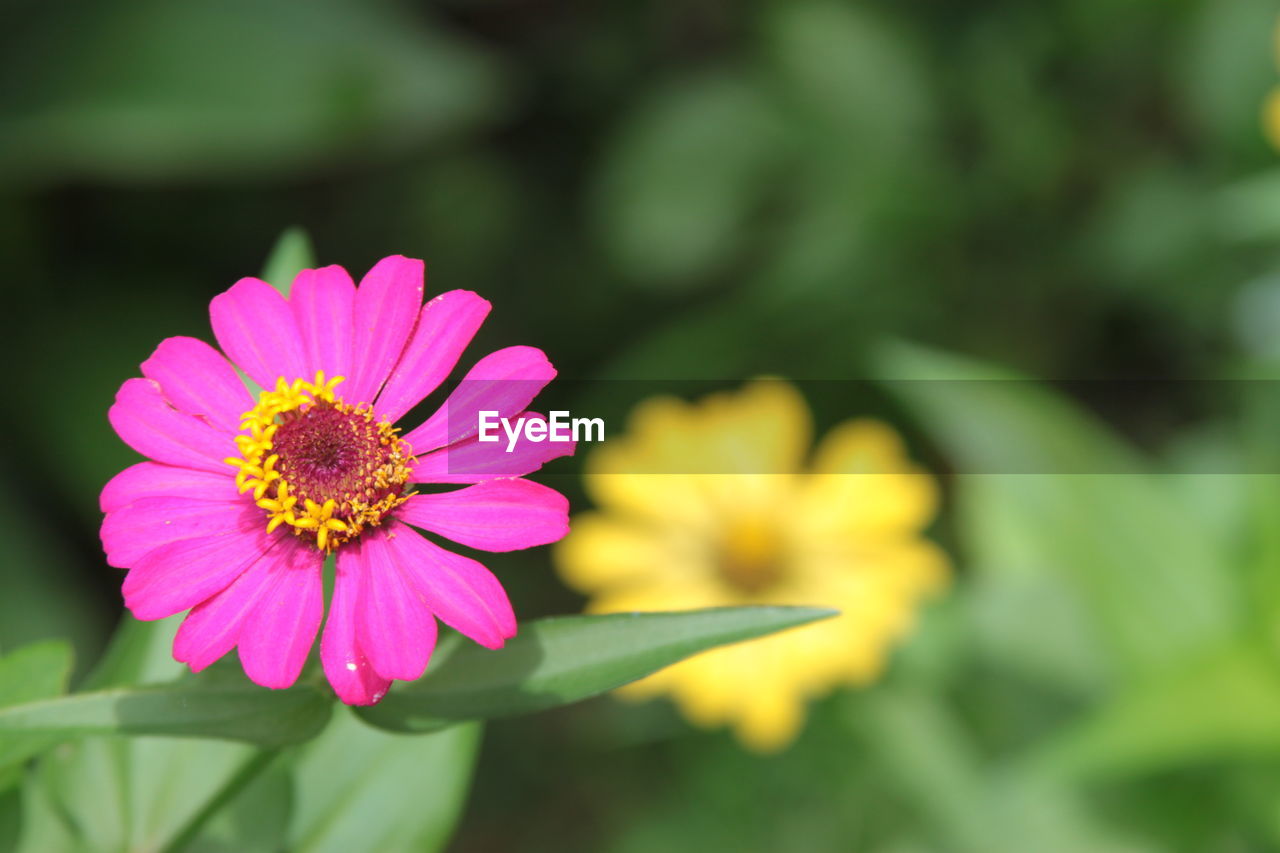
[793,419,938,540]
[735,684,806,753]
[1266,88,1280,151]
[691,379,811,476]
[554,513,707,594]
[582,381,810,527]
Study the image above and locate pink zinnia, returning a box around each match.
[100,256,572,704]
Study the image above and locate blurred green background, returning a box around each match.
[6,0,1280,849]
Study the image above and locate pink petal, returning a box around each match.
[397,479,569,552]
[173,541,291,672]
[101,462,237,513]
[101,496,257,568]
[375,290,490,423]
[122,526,274,621]
[109,378,234,473]
[210,277,310,390]
[400,346,556,454]
[290,265,356,384]
[343,256,425,405]
[382,521,515,649]
[352,529,438,681]
[322,551,391,705]
[141,336,253,433]
[412,412,574,483]
[237,540,325,689]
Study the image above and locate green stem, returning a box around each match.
[160,747,280,853]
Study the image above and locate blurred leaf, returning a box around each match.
[1033,645,1280,779]
[261,227,316,295]
[0,0,504,185]
[12,768,77,853]
[15,618,183,849]
[0,681,330,747]
[594,70,786,286]
[755,0,943,291]
[358,607,836,732]
[1176,0,1277,155]
[875,341,1236,680]
[0,642,72,790]
[189,760,293,853]
[0,787,17,853]
[20,617,301,851]
[854,690,991,852]
[856,690,1152,853]
[763,0,933,153]
[1217,169,1280,244]
[0,483,110,680]
[82,615,185,692]
[29,735,271,853]
[1084,163,1210,287]
[288,710,478,853]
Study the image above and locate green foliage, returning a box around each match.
[0,601,829,849]
[0,643,72,791]
[871,342,1280,848]
[876,341,1236,682]
[5,0,1280,847]
[0,0,503,185]
[1036,645,1280,779]
[358,607,837,733]
[261,227,317,295]
[0,681,332,746]
[284,711,478,853]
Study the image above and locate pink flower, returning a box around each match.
[100,256,573,704]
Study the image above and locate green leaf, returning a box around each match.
[1177,0,1277,156]
[0,481,110,681]
[854,690,1151,853]
[0,0,503,185]
[874,341,1235,682]
[593,70,787,287]
[21,619,293,852]
[0,641,72,717]
[188,759,294,853]
[81,615,185,692]
[0,681,331,747]
[0,785,18,853]
[31,739,131,850]
[288,709,478,853]
[1031,645,1280,780]
[357,606,836,733]
[763,0,933,151]
[12,765,77,853]
[0,641,73,785]
[261,227,316,295]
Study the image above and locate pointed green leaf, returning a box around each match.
[357,606,836,733]
[261,227,316,295]
[0,682,330,747]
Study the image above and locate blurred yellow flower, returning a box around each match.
[1267,23,1280,150]
[554,381,948,751]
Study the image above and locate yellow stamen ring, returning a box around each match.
[225,371,414,552]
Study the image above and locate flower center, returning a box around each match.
[225,373,414,551]
[718,518,784,594]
